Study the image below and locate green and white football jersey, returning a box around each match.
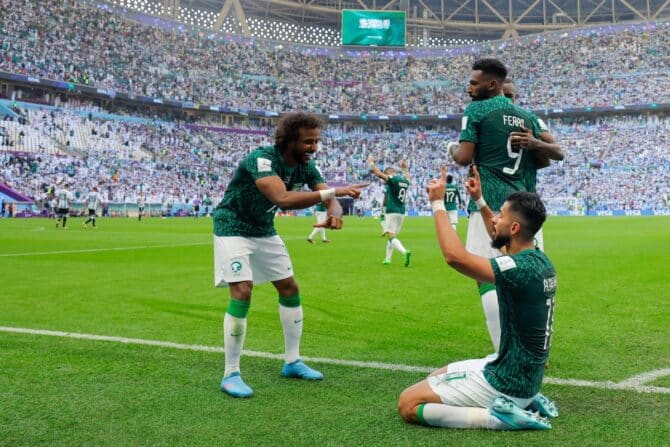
[213,145,324,237]
[459,96,542,211]
[443,183,460,211]
[484,249,557,398]
[385,175,409,214]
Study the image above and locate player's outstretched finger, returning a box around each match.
[353,182,371,189]
[440,167,447,184]
[472,164,480,180]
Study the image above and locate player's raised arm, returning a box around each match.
[399,159,411,182]
[428,169,495,284]
[367,155,390,182]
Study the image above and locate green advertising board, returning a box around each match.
[341,10,406,47]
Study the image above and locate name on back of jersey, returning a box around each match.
[503,115,525,128]
[543,276,557,293]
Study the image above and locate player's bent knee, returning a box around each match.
[229,281,253,300]
[397,389,419,423]
[273,277,299,297]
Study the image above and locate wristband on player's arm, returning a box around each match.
[475,197,487,210]
[431,200,447,213]
[319,188,336,201]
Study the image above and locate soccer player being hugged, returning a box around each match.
[502,78,565,250]
[367,155,411,267]
[213,112,367,398]
[306,201,331,244]
[447,59,559,355]
[397,166,558,431]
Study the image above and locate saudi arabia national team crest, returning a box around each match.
[230,259,243,276]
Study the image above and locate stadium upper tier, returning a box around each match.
[1,0,669,115]
[1,100,668,214]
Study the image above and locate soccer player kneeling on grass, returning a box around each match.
[213,112,368,398]
[397,166,557,430]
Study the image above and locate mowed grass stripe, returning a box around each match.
[0,242,209,257]
[2,326,668,395]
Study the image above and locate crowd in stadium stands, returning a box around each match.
[0,0,668,214]
[1,101,669,214]
[0,106,270,209]
[537,115,670,213]
[1,0,669,116]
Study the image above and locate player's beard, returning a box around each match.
[291,147,312,165]
[469,91,488,101]
[491,233,510,250]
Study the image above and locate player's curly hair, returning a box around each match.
[274,112,324,151]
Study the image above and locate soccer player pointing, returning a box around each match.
[214,112,367,398]
[397,167,557,430]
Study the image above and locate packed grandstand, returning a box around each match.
[0,0,669,216]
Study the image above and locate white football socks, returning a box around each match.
[308,227,325,241]
[385,239,394,262]
[391,237,407,254]
[422,403,505,429]
[279,304,303,364]
[223,313,247,377]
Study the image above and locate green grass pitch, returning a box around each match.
[1,215,668,446]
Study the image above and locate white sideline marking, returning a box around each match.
[0,242,208,257]
[1,326,669,395]
[617,368,670,387]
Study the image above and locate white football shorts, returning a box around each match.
[315,211,327,224]
[427,362,534,409]
[214,235,294,287]
[448,209,458,226]
[383,213,405,235]
[446,355,493,373]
